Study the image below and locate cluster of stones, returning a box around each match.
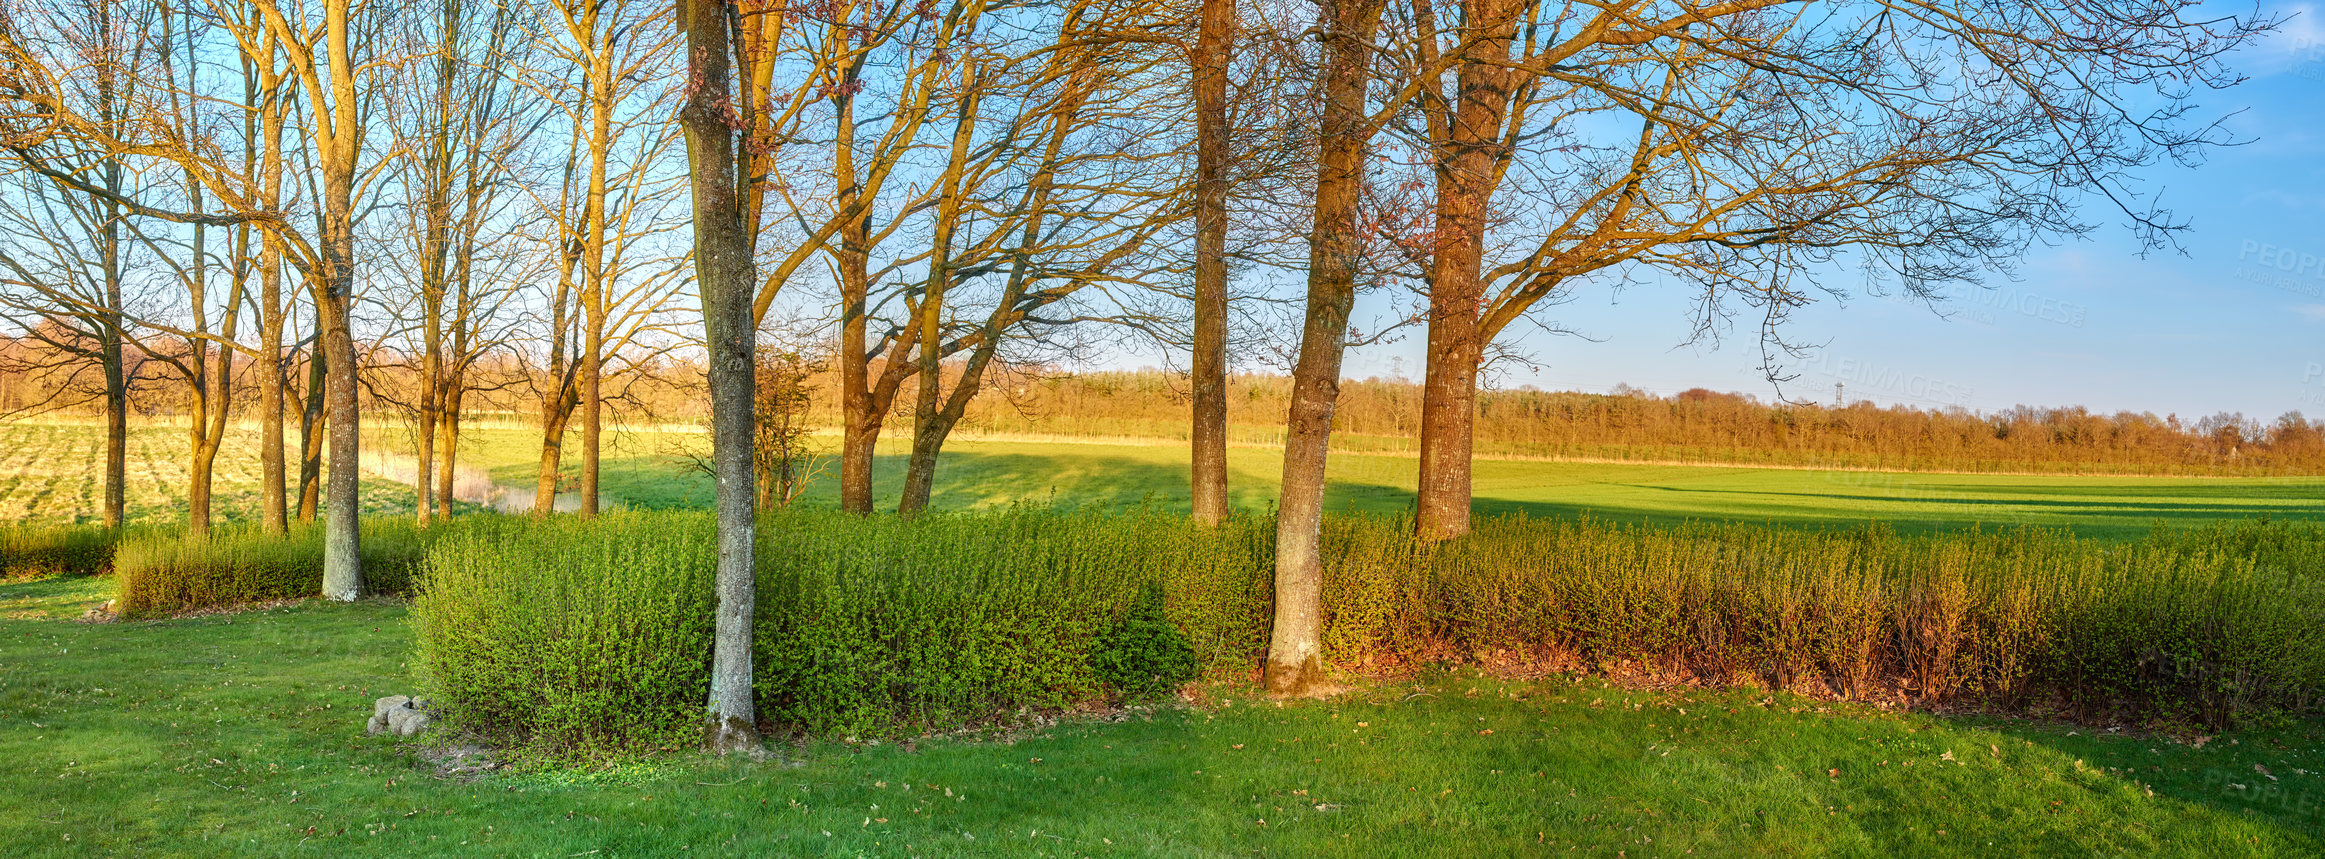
[366,695,434,737]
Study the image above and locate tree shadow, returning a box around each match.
[1956,714,2325,844]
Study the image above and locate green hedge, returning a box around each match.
[114,519,439,618]
[0,524,119,580]
[409,509,2325,759]
[412,508,1231,757]
[753,508,1239,737]
[413,515,718,757]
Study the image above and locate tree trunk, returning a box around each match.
[679,0,759,752]
[1265,0,1382,698]
[580,317,601,516]
[316,269,361,600]
[98,186,126,530]
[1411,0,1517,541]
[436,386,460,516]
[297,347,325,522]
[1189,0,1234,526]
[833,83,878,516]
[577,43,614,520]
[416,388,437,524]
[101,330,125,530]
[316,0,366,601]
[533,407,568,518]
[256,63,290,535]
[1416,325,1480,538]
[897,71,979,516]
[258,237,288,534]
[840,408,880,513]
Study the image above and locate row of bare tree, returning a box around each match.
[0,0,2274,739]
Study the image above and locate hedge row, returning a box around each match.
[114,519,452,617]
[0,524,119,580]
[412,509,1224,757]
[409,508,2325,759]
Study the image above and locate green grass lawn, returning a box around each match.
[448,426,2325,540]
[6,420,2318,539]
[3,579,2321,857]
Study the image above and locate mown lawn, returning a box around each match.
[5,420,2320,539]
[445,426,2325,539]
[4,576,2321,857]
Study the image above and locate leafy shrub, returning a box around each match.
[413,514,716,759]
[753,506,1248,736]
[415,506,1253,751]
[1090,581,1201,700]
[413,508,2325,761]
[0,524,118,580]
[1316,516,2325,728]
[115,518,435,618]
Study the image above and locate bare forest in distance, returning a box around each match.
[7,328,2321,477]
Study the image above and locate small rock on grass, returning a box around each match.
[367,695,433,737]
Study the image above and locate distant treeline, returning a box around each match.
[913,369,2325,477]
[9,344,2320,477]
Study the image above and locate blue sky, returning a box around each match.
[1327,3,2325,423]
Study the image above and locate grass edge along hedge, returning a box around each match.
[409,508,2325,761]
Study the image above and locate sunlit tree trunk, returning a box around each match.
[1411,0,1517,541]
[1188,0,1233,526]
[1266,0,1383,697]
[678,0,759,752]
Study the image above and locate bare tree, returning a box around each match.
[1187,0,1233,525]
[2,0,388,586]
[677,0,780,753]
[0,0,161,530]
[1383,0,2274,539]
[892,7,1186,515]
[380,0,540,524]
[521,0,687,518]
[1266,0,1386,697]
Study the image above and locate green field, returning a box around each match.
[3,419,2319,540]
[443,426,2325,540]
[3,581,2321,856]
[0,422,443,526]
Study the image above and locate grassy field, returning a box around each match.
[5,419,2318,539]
[3,580,2321,857]
[0,422,439,527]
[444,425,2325,540]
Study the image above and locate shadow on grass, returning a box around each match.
[1962,715,2325,843]
[0,574,110,619]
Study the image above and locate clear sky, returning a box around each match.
[1326,3,2325,423]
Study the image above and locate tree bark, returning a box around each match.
[98,193,125,531]
[315,0,365,600]
[436,385,461,515]
[1188,0,1234,526]
[678,0,759,752]
[577,67,611,518]
[833,81,879,516]
[1265,0,1383,697]
[315,264,361,599]
[897,68,980,516]
[258,223,289,534]
[416,387,437,523]
[256,56,290,535]
[533,412,568,517]
[1412,0,1518,541]
[296,346,325,522]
